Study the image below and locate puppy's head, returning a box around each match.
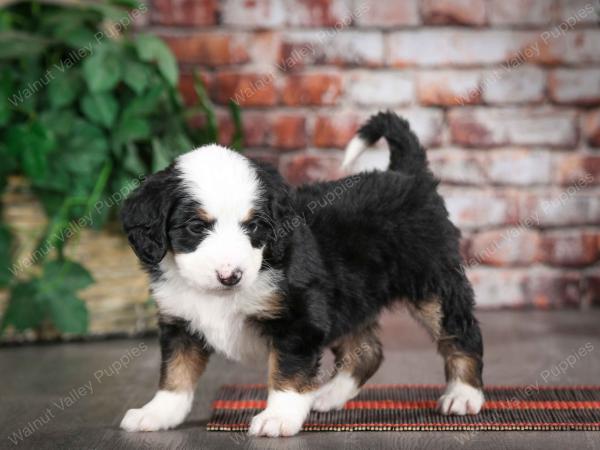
[121,145,291,292]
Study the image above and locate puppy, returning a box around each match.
[119,112,484,437]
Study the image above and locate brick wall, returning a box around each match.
[147,0,600,309]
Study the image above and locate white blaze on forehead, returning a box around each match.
[176,145,260,220]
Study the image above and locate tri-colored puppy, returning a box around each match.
[119,112,484,437]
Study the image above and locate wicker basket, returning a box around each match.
[1,177,156,342]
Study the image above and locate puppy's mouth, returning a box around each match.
[208,284,243,295]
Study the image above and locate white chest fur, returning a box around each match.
[152,257,281,364]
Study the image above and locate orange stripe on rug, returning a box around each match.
[213,399,600,411]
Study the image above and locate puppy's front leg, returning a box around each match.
[121,317,212,432]
[249,348,319,437]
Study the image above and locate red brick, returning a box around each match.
[448,108,577,148]
[387,30,533,67]
[557,0,598,25]
[279,152,344,185]
[469,229,540,267]
[521,192,600,227]
[163,33,249,65]
[280,31,384,69]
[214,72,278,106]
[487,149,553,186]
[539,231,599,267]
[178,72,212,106]
[524,271,582,308]
[243,150,280,167]
[549,69,600,105]
[442,187,519,230]
[348,72,413,106]
[534,31,600,65]
[584,271,600,307]
[271,115,307,150]
[583,110,600,147]
[482,66,546,105]
[354,0,419,27]
[555,154,600,186]
[282,73,342,106]
[467,268,528,308]
[246,31,282,67]
[286,0,353,27]
[215,111,272,148]
[398,109,445,148]
[420,0,486,26]
[152,0,217,26]
[221,0,286,27]
[417,70,481,106]
[488,0,555,25]
[313,114,361,148]
[428,149,487,185]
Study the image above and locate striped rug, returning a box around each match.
[207,384,600,431]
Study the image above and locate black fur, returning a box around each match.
[253,112,483,386]
[120,167,183,266]
[121,111,483,391]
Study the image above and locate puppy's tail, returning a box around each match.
[341,111,427,173]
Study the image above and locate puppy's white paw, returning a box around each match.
[437,381,485,416]
[248,409,304,437]
[248,390,312,437]
[313,372,360,412]
[121,408,167,432]
[120,390,193,432]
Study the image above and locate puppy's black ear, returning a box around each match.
[121,167,180,266]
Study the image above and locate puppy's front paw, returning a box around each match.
[121,408,168,432]
[248,409,304,437]
[120,390,193,432]
[437,381,485,416]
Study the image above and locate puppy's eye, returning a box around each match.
[246,220,260,234]
[187,220,207,235]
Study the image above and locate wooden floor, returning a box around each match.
[2,310,600,449]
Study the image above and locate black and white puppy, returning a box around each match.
[119,112,484,437]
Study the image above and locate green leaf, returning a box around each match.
[0,224,12,287]
[134,34,178,86]
[151,139,170,172]
[193,73,217,143]
[39,109,78,137]
[0,68,13,126]
[115,116,151,145]
[46,289,88,334]
[2,281,45,332]
[123,60,150,94]
[82,49,122,93]
[123,144,147,175]
[63,120,109,174]
[43,260,94,291]
[81,92,118,128]
[6,122,56,178]
[47,72,80,109]
[55,27,97,49]
[121,85,164,119]
[228,100,243,151]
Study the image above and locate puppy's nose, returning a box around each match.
[216,268,243,287]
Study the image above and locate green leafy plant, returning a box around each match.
[0,0,242,337]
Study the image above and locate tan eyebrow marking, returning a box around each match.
[243,208,255,223]
[197,208,215,222]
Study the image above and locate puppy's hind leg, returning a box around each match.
[313,322,383,412]
[408,285,484,416]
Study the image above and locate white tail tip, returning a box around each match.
[341,136,369,171]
